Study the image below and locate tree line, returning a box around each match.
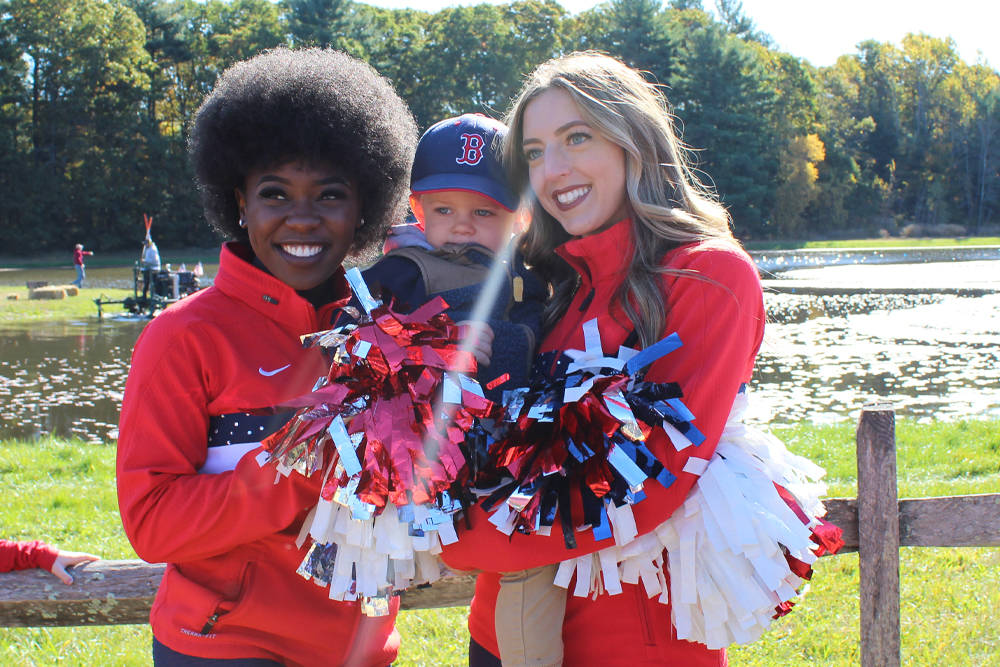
[1,0,998,254]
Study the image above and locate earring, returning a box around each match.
[358,218,365,228]
[239,219,246,228]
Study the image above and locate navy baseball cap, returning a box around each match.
[410,114,520,212]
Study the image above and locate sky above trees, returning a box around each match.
[363,0,999,68]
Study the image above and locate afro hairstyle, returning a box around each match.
[188,47,418,258]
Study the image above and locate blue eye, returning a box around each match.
[524,148,543,161]
[568,132,591,145]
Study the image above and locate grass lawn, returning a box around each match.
[1,420,998,666]
[744,237,1000,251]
[0,287,133,323]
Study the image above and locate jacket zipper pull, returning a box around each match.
[201,613,220,635]
[578,288,595,311]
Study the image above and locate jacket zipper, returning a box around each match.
[200,562,254,635]
[200,613,221,635]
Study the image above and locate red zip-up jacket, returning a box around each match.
[117,242,399,667]
[440,220,765,665]
[0,540,59,573]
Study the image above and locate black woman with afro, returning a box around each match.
[117,48,418,667]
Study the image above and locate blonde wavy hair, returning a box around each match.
[505,51,736,347]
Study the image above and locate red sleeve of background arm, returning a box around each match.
[0,540,60,573]
[440,245,764,573]
[116,318,322,564]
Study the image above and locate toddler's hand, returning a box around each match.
[457,321,494,368]
[50,550,101,585]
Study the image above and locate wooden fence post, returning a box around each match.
[856,403,900,667]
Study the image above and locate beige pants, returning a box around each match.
[495,564,566,667]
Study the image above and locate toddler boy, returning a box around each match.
[363,113,545,404]
[362,114,565,667]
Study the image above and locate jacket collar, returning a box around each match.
[555,217,633,287]
[212,241,350,334]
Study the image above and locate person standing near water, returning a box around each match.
[71,244,92,288]
[141,238,161,299]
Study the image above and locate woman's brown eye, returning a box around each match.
[259,187,286,199]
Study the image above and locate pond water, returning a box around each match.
[755,291,1000,424]
[1,259,998,442]
[0,319,145,442]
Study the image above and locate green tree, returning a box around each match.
[811,55,879,231]
[566,0,680,88]
[855,40,903,181]
[714,0,770,46]
[3,0,998,254]
[773,134,825,236]
[897,34,962,223]
[666,13,778,236]
[366,7,433,125]
[1,0,154,251]
[282,0,370,56]
[414,1,564,127]
[949,61,1000,229]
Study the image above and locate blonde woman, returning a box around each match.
[442,52,832,666]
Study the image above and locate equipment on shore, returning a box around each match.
[94,263,201,318]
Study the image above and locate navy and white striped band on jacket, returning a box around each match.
[199,412,295,474]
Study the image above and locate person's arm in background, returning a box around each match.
[116,318,323,565]
[0,539,100,585]
[440,244,764,573]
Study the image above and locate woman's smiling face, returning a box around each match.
[235,161,361,291]
[521,87,628,238]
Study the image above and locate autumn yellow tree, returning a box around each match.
[774,134,826,236]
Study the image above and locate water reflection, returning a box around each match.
[0,271,997,442]
[755,293,1000,424]
[764,258,999,289]
[0,320,143,442]
[753,246,1000,275]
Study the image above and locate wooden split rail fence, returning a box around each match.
[2,405,998,667]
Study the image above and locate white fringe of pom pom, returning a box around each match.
[546,392,831,650]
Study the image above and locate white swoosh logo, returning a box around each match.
[258,364,291,377]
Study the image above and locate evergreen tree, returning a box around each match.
[283,0,370,56]
[667,15,778,236]
[2,0,998,253]
[567,0,680,87]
